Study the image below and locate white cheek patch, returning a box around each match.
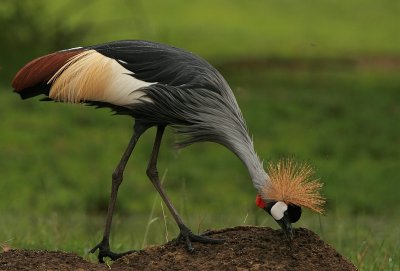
[271,201,288,220]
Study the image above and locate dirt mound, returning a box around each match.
[0,226,356,271]
[0,249,105,271]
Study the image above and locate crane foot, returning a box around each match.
[90,239,135,263]
[175,225,224,252]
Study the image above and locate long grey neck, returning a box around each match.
[227,132,268,192]
[214,81,268,191]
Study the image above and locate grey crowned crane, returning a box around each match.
[12,40,325,263]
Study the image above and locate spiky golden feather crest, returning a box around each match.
[261,159,325,214]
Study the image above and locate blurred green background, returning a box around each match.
[0,0,399,270]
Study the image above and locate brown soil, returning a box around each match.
[0,226,357,271]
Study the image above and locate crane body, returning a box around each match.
[12,40,323,263]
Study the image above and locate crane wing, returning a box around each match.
[88,40,225,93]
[12,40,227,106]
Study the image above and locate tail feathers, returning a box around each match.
[12,47,154,106]
[12,49,84,97]
[19,84,50,100]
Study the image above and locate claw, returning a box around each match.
[175,225,224,252]
[90,239,135,263]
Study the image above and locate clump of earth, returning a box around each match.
[0,226,356,271]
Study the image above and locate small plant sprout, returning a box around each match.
[1,239,12,252]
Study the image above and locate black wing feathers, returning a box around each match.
[89,40,223,93]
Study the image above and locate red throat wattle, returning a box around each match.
[255,194,266,209]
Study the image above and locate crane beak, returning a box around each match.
[276,213,293,240]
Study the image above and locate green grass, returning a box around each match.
[1,67,399,270]
[2,0,400,82]
[67,0,400,58]
[1,2,400,269]
[1,211,399,270]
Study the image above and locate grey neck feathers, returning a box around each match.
[210,76,269,190]
[228,129,268,192]
[133,76,269,192]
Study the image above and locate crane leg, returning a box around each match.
[90,122,148,263]
[146,125,224,252]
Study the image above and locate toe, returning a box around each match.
[176,227,224,252]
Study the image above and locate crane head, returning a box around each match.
[255,159,325,239]
[256,195,301,239]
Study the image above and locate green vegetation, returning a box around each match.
[0,1,399,270]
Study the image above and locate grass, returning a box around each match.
[1,2,400,268]
[1,67,399,270]
[1,210,398,270]
[61,0,400,58]
[2,0,400,82]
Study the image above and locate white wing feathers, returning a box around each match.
[48,50,155,105]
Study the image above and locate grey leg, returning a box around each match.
[90,122,148,263]
[146,126,224,252]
